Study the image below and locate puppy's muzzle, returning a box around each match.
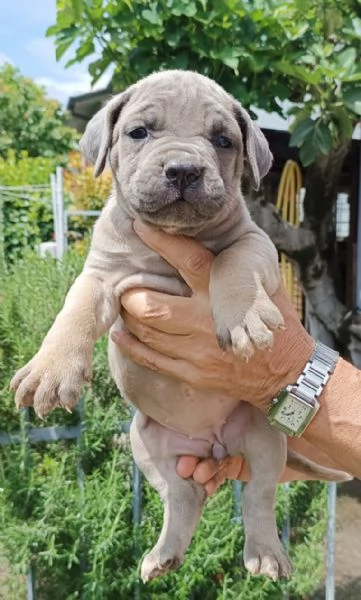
[164,161,203,195]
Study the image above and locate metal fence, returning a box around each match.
[0,172,338,599]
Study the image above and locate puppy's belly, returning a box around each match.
[108,336,241,442]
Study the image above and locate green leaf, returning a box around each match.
[314,123,332,155]
[289,117,315,147]
[299,139,318,167]
[141,9,162,26]
[55,37,75,61]
[335,48,357,73]
[221,57,239,72]
[343,87,361,115]
[46,25,59,37]
[343,71,361,82]
[70,0,82,20]
[331,107,354,140]
[276,62,321,85]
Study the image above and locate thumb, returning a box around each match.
[134,219,214,292]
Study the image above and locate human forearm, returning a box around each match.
[304,358,361,478]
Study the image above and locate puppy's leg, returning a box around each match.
[223,405,292,580]
[130,411,207,582]
[11,272,118,418]
[210,227,284,359]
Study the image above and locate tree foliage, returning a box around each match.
[48,0,361,166]
[0,64,78,159]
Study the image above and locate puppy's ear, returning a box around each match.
[80,92,130,177]
[234,104,273,190]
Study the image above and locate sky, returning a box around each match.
[0,0,111,106]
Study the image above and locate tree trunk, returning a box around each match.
[247,140,357,358]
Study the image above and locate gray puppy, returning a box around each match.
[11,71,349,582]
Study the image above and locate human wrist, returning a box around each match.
[246,326,315,414]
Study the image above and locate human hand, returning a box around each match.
[177,436,344,496]
[112,220,314,412]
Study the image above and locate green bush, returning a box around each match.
[0,64,78,160]
[0,252,328,599]
[0,152,56,263]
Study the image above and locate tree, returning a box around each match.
[48,0,361,359]
[0,64,78,159]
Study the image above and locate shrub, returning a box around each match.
[0,252,328,598]
[63,151,112,254]
[0,64,77,160]
[0,151,56,263]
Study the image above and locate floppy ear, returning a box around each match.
[234,104,273,190]
[79,92,130,177]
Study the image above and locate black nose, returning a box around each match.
[165,161,203,191]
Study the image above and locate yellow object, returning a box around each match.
[276,160,304,318]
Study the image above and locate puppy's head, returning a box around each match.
[80,70,272,233]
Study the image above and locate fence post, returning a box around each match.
[325,482,337,600]
[50,174,59,258]
[56,167,65,259]
[0,189,4,268]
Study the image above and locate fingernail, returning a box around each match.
[111,331,127,344]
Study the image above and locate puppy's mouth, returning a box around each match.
[138,190,224,219]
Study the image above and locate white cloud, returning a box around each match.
[35,69,112,105]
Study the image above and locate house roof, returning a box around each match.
[67,85,361,140]
[67,85,113,132]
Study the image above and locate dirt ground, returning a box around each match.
[0,556,25,600]
[312,481,361,599]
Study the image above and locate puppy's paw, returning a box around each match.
[10,347,92,418]
[244,536,292,581]
[141,551,181,582]
[214,290,284,359]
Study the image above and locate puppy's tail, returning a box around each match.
[286,449,352,482]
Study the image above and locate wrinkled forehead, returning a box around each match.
[119,76,238,135]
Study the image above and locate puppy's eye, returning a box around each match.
[128,127,148,140]
[214,135,232,149]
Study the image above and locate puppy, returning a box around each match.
[11,70,349,582]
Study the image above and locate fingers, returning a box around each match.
[121,312,193,359]
[176,456,247,496]
[111,330,197,384]
[121,289,200,334]
[134,219,214,292]
[176,456,200,479]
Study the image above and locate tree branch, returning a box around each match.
[246,197,316,262]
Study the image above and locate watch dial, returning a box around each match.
[276,395,310,431]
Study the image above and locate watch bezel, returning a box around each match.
[268,389,320,436]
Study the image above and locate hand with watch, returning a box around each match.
[268,341,339,437]
[114,222,361,490]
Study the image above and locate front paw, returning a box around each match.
[10,347,92,418]
[213,283,284,360]
[244,535,292,581]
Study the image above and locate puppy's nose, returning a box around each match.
[165,161,203,190]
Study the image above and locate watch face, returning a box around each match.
[274,393,311,432]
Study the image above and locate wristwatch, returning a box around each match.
[268,341,339,437]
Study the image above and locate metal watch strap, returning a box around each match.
[288,341,339,407]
